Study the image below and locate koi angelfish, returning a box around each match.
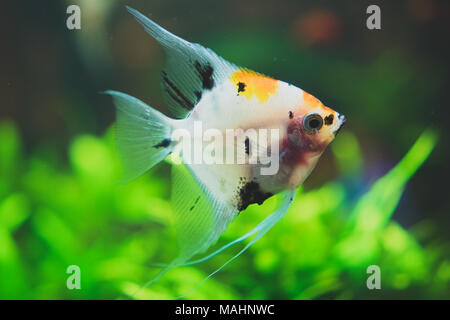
[105,6,346,291]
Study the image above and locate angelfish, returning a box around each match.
[106,7,346,289]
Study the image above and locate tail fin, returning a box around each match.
[104,90,173,183]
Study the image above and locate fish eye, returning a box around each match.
[303,113,323,133]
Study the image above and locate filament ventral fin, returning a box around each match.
[171,162,239,261]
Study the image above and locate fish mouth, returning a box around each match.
[334,114,346,137]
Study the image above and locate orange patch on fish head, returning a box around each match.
[230,69,280,103]
[288,90,346,156]
[302,90,334,113]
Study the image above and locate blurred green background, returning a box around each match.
[1,0,449,299]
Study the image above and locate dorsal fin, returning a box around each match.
[126,6,238,118]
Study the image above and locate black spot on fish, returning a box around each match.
[194,90,202,102]
[324,114,334,125]
[194,61,214,90]
[153,138,171,149]
[289,111,294,119]
[238,181,273,211]
[189,196,201,212]
[237,82,246,94]
[334,116,346,137]
[162,71,194,110]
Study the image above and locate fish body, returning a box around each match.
[172,70,345,210]
[106,6,345,289]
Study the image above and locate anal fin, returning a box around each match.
[177,189,296,298]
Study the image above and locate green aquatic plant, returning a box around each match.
[0,120,445,299]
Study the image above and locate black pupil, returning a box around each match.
[309,118,320,129]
